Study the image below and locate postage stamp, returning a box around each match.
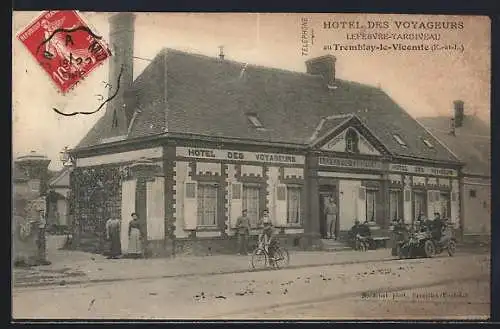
[16,10,111,93]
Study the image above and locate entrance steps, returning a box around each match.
[320,239,352,252]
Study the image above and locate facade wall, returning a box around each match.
[173,146,306,242]
[462,176,491,235]
[310,155,459,241]
[71,140,462,255]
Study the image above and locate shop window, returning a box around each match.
[345,128,359,153]
[243,185,260,228]
[287,186,301,225]
[389,190,402,221]
[366,190,376,222]
[469,189,477,198]
[197,184,218,227]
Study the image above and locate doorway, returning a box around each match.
[319,185,338,239]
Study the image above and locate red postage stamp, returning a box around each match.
[17,10,111,93]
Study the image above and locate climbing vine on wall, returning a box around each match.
[71,165,122,237]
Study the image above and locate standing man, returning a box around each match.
[105,217,122,259]
[324,195,338,240]
[235,209,251,255]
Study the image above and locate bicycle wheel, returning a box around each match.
[251,248,268,269]
[272,247,290,269]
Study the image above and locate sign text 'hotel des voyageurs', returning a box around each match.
[176,147,305,165]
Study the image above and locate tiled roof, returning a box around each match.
[418,116,490,176]
[76,49,460,164]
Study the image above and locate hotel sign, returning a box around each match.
[318,156,383,170]
[389,163,457,177]
[176,147,305,165]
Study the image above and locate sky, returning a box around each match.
[12,12,491,170]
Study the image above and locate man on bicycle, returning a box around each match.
[258,209,274,254]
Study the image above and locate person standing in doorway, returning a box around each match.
[235,209,251,255]
[127,213,143,258]
[105,217,121,259]
[324,195,338,240]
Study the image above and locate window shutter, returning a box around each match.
[184,181,198,230]
[275,184,287,227]
[358,187,366,201]
[358,186,366,223]
[230,183,243,229]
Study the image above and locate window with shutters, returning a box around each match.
[366,190,376,222]
[389,190,402,221]
[243,185,260,228]
[287,186,301,224]
[197,184,218,227]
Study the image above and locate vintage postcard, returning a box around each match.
[12,11,491,320]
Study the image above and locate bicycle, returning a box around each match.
[251,238,290,269]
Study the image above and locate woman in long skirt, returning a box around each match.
[127,213,143,258]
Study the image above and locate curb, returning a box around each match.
[13,251,487,289]
[13,256,395,289]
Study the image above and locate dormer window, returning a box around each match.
[345,128,359,153]
[393,134,407,147]
[247,113,265,130]
[422,138,434,148]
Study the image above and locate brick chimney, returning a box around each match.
[105,13,136,136]
[305,55,337,88]
[453,100,464,128]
